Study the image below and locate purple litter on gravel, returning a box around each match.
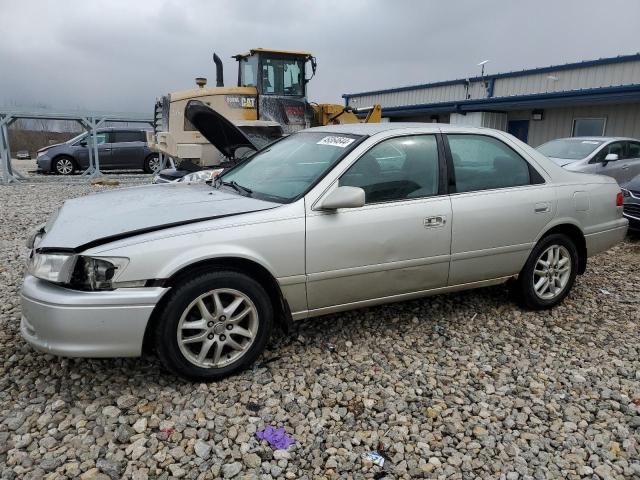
[255,425,295,449]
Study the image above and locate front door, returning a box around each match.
[305,134,452,311]
[595,141,627,183]
[507,120,530,143]
[75,131,111,170]
[621,141,640,184]
[446,133,554,284]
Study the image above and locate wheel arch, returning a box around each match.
[536,221,587,274]
[142,256,292,354]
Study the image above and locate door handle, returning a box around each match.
[534,202,551,213]
[424,215,446,228]
[103,148,112,151]
[622,164,629,170]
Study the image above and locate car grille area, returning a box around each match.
[623,203,640,218]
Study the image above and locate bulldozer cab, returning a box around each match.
[234,49,315,99]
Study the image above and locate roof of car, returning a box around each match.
[306,122,444,135]
[306,122,522,136]
[548,136,638,142]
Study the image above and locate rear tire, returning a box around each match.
[516,233,578,310]
[154,270,273,381]
[52,156,75,175]
[144,154,160,173]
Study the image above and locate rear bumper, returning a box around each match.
[585,218,628,257]
[20,274,168,357]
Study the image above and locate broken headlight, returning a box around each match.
[28,253,76,284]
[70,257,129,291]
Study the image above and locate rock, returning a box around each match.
[194,440,211,459]
[96,458,123,480]
[50,399,66,411]
[222,462,243,478]
[132,417,147,434]
[243,453,261,469]
[114,424,134,443]
[168,464,186,478]
[101,406,120,418]
[116,394,137,410]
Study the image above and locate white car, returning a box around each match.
[21,102,628,381]
[537,136,640,184]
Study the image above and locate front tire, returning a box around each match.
[516,233,578,310]
[52,157,75,175]
[154,271,273,381]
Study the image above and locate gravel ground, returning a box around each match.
[1,178,639,480]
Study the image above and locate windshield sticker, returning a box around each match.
[317,136,355,148]
[581,141,600,144]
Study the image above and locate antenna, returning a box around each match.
[477,60,489,77]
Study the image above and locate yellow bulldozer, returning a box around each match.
[147,48,381,167]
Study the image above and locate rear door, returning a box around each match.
[446,132,554,285]
[305,133,452,311]
[109,130,146,170]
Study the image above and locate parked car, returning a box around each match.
[621,173,640,232]
[536,136,640,184]
[21,102,628,381]
[16,150,31,160]
[36,128,159,175]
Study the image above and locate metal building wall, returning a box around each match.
[346,58,640,109]
[526,102,640,146]
[494,60,640,97]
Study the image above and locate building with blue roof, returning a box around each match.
[343,53,640,146]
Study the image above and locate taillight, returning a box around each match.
[616,192,623,206]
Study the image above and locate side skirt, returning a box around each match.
[290,275,513,321]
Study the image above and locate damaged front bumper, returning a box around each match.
[20,274,168,357]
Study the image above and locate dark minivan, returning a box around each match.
[36,128,159,175]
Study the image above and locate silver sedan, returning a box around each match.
[536,136,640,184]
[21,121,628,381]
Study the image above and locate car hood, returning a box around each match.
[184,100,258,159]
[547,156,582,167]
[36,183,278,252]
[37,143,65,154]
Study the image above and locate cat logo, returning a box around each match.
[225,95,256,109]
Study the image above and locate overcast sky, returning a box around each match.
[1,0,639,115]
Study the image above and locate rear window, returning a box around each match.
[113,131,145,143]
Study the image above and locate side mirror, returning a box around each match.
[604,153,619,162]
[316,186,365,210]
[79,140,87,147]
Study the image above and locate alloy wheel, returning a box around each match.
[56,158,74,175]
[148,156,160,172]
[532,244,572,300]
[177,288,258,368]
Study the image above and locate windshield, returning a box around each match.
[66,132,88,145]
[261,57,304,96]
[220,131,363,202]
[537,138,604,160]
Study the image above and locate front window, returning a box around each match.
[537,138,604,160]
[220,132,362,202]
[260,57,304,96]
[339,135,440,203]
